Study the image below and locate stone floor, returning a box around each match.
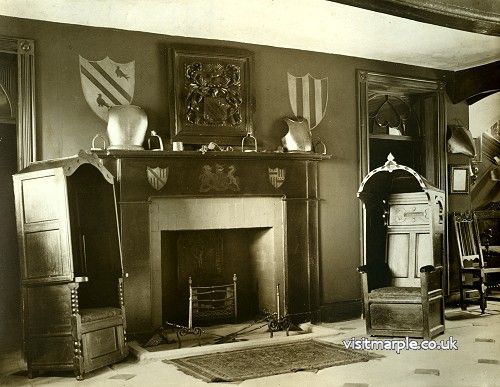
[1,304,499,387]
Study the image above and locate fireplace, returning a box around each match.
[98,150,328,333]
[149,197,286,327]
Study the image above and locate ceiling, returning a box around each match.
[1,0,499,71]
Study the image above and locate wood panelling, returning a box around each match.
[26,285,72,334]
[22,175,60,223]
[25,230,64,279]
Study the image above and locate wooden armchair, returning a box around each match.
[452,212,500,313]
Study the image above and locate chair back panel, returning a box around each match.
[453,213,482,269]
[387,233,410,279]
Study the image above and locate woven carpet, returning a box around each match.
[165,339,382,382]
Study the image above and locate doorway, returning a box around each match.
[0,51,21,370]
[0,37,36,373]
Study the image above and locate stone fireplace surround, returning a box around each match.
[98,150,328,333]
[149,196,286,328]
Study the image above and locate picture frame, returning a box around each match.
[449,165,470,194]
[168,44,254,146]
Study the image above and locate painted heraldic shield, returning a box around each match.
[268,167,286,189]
[147,167,169,191]
[80,56,135,121]
[287,73,328,130]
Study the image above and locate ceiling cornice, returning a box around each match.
[330,0,500,36]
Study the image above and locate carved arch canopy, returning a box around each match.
[0,37,36,170]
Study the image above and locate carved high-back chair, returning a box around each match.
[357,155,445,339]
[188,274,238,328]
[453,212,500,313]
[13,151,128,380]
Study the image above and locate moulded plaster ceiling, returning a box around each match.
[1,0,499,71]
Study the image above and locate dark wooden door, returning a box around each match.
[0,122,21,354]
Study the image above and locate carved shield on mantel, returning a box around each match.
[268,167,286,189]
[147,167,169,191]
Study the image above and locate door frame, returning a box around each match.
[0,37,36,170]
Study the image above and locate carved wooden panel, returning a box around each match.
[389,204,430,225]
[169,45,254,145]
[83,327,119,360]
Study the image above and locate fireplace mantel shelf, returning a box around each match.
[93,149,331,161]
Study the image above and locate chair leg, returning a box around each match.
[480,298,487,314]
[480,283,488,313]
[459,273,466,310]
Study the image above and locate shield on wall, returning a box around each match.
[147,167,169,191]
[287,73,328,130]
[268,167,286,189]
[79,56,135,121]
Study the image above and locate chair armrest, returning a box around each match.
[419,265,436,273]
[419,265,443,293]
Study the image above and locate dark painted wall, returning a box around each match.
[0,15,469,368]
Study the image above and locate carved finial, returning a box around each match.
[384,153,398,171]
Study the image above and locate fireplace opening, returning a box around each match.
[149,196,286,329]
[161,227,280,326]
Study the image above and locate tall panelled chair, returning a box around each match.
[13,151,128,380]
[357,155,445,339]
[452,212,500,313]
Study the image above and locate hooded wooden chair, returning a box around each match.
[357,155,445,339]
[13,151,128,380]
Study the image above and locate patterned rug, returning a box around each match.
[165,339,382,382]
